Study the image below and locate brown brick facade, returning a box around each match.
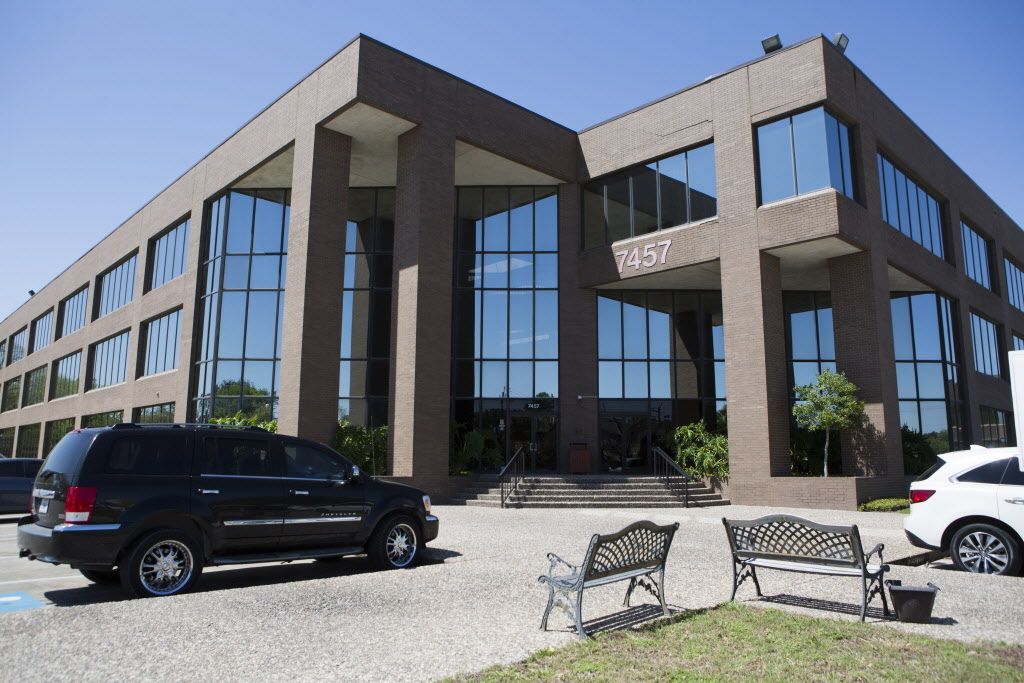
[1,35,1019,508]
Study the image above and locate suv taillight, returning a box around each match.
[64,486,97,523]
[910,489,935,504]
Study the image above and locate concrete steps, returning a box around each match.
[449,474,729,509]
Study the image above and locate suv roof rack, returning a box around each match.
[108,422,267,432]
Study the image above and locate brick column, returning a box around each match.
[556,183,600,472]
[388,124,455,488]
[829,250,903,476]
[277,127,352,442]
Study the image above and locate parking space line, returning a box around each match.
[0,576,82,587]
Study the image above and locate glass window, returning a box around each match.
[284,443,349,479]
[1003,459,1024,486]
[970,312,1002,377]
[2,377,21,412]
[582,141,717,248]
[0,427,12,456]
[337,188,393,427]
[979,406,1014,448]
[134,402,176,424]
[958,458,1010,484]
[892,292,965,474]
[82,410,123,428]
[107,435,189,476]
[88,330,130,390]
[15,423,40,458]
[1005,258,1024,313]
[43,418,75,456]
[23,365,46,406]
[452,186,560,466]
[877,152,945,259]
[50,351,82,400]
[95,253,138,319]
[7,327,27,366]
[192,190,289,422]
[148,218,190,291]
[961,222,993,291]
[597,290,725,431]
[0,340,5,367]
[57,286,88,339]
[30,310,54,354]
[1013,333,1024,352]
[757,107,854,204]
[141,309,181,377]
[199,438,278,477]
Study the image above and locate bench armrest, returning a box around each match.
[864,543,885,564]
[545,552,577,576]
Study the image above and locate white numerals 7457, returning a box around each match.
[615,239,671,274]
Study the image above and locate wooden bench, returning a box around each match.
[538,520,679,639]
[722,514,890,621]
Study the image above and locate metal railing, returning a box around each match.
[499,445,526,509]
[652,446,691,508]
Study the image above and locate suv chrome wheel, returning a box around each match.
[956,531,1009,574]
[386,523,417,568]
[139,540,194,595]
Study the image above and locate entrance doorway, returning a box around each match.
[599,412,652,473]
[509,412,557,471]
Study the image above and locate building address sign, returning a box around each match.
[615,239,671,274]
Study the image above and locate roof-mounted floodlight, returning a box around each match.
[761,34,782,54]
[833,32,850,53]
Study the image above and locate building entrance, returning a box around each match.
[509,411,557,471]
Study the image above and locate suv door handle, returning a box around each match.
[197,489,220,495]
[1005,498,1024,505]
[290,489,309,496]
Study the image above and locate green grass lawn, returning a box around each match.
[452,603,1024,682]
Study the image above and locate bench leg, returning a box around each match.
[878,577,891,618]
[623,578,637,607]
[540,585,555,631]
[574,590,587,640]
[731,562,762,600]
[657,568,669,617]
[729,562,739,601]
[750,566,762,597]
[860,577,869,622]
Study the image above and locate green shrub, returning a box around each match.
[331,420,387,476]
[858,497,910,513]
[207,412,278,433]
[450,424,486,475]
[674,421,729,480]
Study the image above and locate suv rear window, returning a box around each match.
[106,436,189,476]
[914,457,946,482]
[41,431,96,477]
[957,458,1011,484]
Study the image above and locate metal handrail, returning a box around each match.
[499,445,526,509]
[652,446,691,508]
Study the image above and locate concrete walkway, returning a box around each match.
[0,505,1021,681]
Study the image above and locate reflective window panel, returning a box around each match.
[82,410,123,428]
[1005,258,1024,313]
[877,152,945,260]
[979,406,1014,448]
[50,351,82,399]
[970,312,1002,378]
[23,365,47,406]
[7,327,27,366]
[134,402,176,424]
[43,418,76,455]
[15,423,40,458]
[57,287,89,339]
[141,309,181,377]
[88,330,130,390]
[148,218,190,291]
[0,427,12,456]
[1,377,20,412]
[95,253,138,319]
[757,107,854,204]
[960,221,993,291]
[30,309,53,354]
[582,141,716,249]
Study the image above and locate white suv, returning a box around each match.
[905,446,1024,576]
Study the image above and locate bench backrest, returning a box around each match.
[582,520,679,583]
[722,515,865,568]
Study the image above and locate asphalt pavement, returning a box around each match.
[0,505,1021,682]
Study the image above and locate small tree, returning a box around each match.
[792,370,865,477]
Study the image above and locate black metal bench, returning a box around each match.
[539,520,679,639]
[722,514,890,621]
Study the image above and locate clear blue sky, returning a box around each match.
[1,0,1022,321]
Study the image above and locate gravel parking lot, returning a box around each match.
[1,505,1022,682]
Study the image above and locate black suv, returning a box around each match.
[17,424,438,597]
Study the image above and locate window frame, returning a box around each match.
[93,251,139,321]
[145,216,191,293]
[960,219,996,292]
[56,285,90,340]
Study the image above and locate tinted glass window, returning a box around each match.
[96,254,138,318]
[106,436,188,476]
[41,431,95,476]
[914,457,946,482]
[30,310,54,354]
[958,458,1010,484]
[57,287,89,339]
[757,107,853,204]
[200,438,278,477]
[877,152,944,259]
[149,219,190,291]
[283,443,349,479]
[961,222,992,291]
[1002,459,1024,486]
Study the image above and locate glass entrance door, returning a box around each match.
[599,412,651,473]
[509,413,557,471]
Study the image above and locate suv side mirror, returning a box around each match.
[350,465,361,482]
